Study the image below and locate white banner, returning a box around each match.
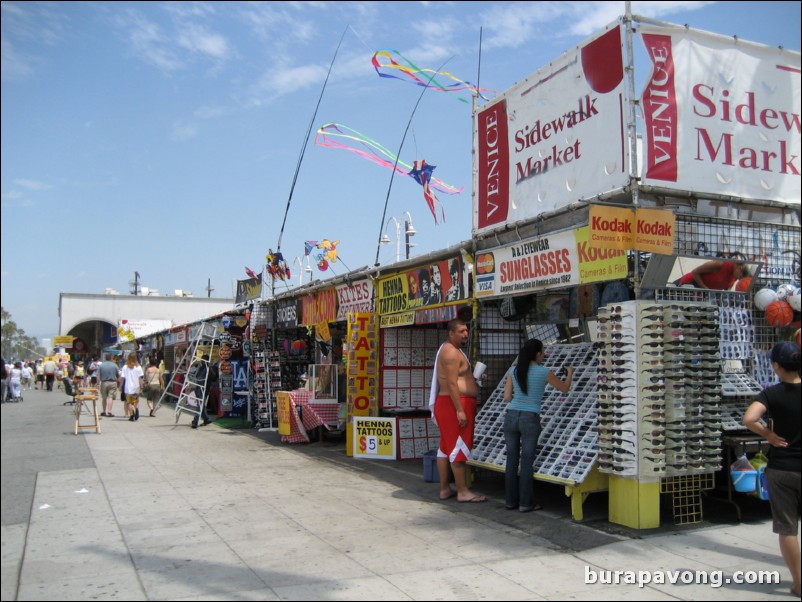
[117,319,172,343]
[335,279,374,321]
[474,230,580,298]
[474,21,629,236]
[639,24,801,203]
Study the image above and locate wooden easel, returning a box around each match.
[74,387,101,435]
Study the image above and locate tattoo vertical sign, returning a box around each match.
[345,313,379,457]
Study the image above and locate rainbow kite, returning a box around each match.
[315,123,461,222]
[372,50,495,102]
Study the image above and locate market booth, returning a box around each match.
[466,14,800,527]
[374,247,474,460]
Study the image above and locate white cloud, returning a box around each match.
[478,1,717,47]
[118,10,185,73]
[14,179,53,191]
[176,23,230,60]
[171,121,198,141]
[1,38,34,80]
[0,1,68,80]
[248,63,328,105]
[194,105,226,120]
[112,7,232,74]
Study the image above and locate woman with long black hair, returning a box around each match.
[503,339,573,512]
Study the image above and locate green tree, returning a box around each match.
[1,307,46,361]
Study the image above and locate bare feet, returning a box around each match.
[439,488,456,500]
[457,493,487,503]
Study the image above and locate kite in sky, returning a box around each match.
[244,267,257,279]
[265,249,290,281]
[408,160,445,224]
[371,50,496,102]
[305,239,340,271]
[315,123,461,222]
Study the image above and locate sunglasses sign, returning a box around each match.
[475,227,628,299]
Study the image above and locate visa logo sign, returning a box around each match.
[477,280,493,291]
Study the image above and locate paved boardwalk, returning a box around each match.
[1,388,797,600]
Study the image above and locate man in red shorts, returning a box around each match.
[432,319,486,503]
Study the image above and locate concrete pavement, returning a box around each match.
[1,387,798,601]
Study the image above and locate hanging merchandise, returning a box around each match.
[730,454,757,494]
[265,249,291,281]
[754,466,771,501]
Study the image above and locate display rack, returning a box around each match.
[596,301,723,480]
[381,327,445,411]
[471,342,599,485]
[252,344,270,427]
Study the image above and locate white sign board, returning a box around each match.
[474,21,629,236]
[639,24,801,203]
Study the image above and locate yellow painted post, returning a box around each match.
[608,476,661,529]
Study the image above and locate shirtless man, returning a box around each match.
[433,319,486,503]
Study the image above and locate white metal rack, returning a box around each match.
[471,343,599,485]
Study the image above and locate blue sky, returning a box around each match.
[2,1,800,341]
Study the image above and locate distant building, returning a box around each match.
[58,291,234,359]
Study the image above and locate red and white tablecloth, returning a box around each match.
[281,390,342,444]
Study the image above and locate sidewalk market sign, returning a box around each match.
[639,24,800,203]
[474,22,629,235]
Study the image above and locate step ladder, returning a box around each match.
[156,322,218,424]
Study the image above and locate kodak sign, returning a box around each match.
[588,205,675,254]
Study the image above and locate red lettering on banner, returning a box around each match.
[355,337,369,351]
[354,396,370,411]
[591,215,632,233]
[499,249,572,283]
[477,101,510,229]
[642,34,678,181]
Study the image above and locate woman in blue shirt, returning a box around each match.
[503,338,573,512]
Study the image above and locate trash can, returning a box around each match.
[423,450,438,482]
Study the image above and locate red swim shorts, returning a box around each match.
[434,394,477,463]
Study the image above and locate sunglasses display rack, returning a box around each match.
[596,302,640,477]
[596,301,723,479]
[470,343,599,485]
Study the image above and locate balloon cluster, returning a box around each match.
[754,283,801,328]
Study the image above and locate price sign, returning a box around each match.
[353,417,396,460]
